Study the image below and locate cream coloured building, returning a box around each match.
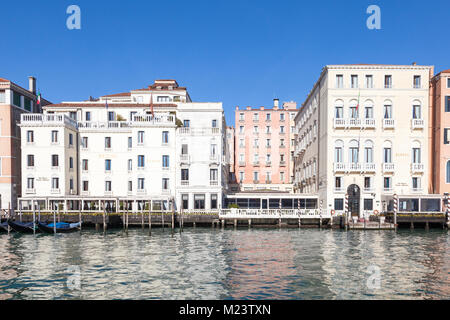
[293,64,434,217]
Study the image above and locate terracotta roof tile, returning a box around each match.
[101,92,131,97]
[0,78,10,82]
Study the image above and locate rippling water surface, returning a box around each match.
[0,228,448,300]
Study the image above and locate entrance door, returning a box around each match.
[347,184,360,217]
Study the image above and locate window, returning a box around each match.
[384,177,391,189]
[364,141,374,163]
[24,98,32,111]
[181,144,188,154]
[349,140,359,163]
[445,96,450,112]
[447,161,450,183]
[128,181,133,192]
[280,126,285,133]
[364,102,374,118]
[266,139,271,147]
[69,178,74,190]
[280,139,285,147]
[239,171,244,182]
[364,199,373,210]
[412,104,421,119]
[412,177,421,189]
[82,159,88,171]
[266,126,270,133]
[335,199,344,211]
[336,75,343,88]
[69,112,76,120]
[335,145,343,163]
[280,172,284,182]
[27,155,34,167]
[105,159,111,171]
[108,111,115,121]
[253,113,259,121]
[27,177,34,189]
[366,75,373,88]
[266,172,271,182]
[194,194,205,209]
[254,139,259,147]
[105,137,111,149]
[253,171,259,181]
[128,137,132,149]
[51,155,59,167]
[448,78,450,89]
[181,169,189,181]
[413,75,421,88]
[210,169,218,182]
[105,181,112,191]
[240,139,245,148]
[238,126,244,134]
[26,130,34,143]
[385,75,392,88]
[212,119,217,128]
[239,113,244,121]
[335,100,344,118]
[383,147,392,163]
[52,177,59,189]
[162,178,169,190]
[280,113,285,121]
[162,131,169,144]
[69,157,73,169]
[335,177,342,189]
[183,120,190,127]
[128,159,132,171]
[349,101,358,118]
[0,91,5,103]
[412,147,421,163]
[182,194,189,209]
[13,91,21,107]
[138,155,145,168]
[383,104,392,119]
[69,133,73,146]
[51,130,58,143]
[210,144,217,156]
[211,194,218,209]
[82,181,88,191]
[351,75,358,88]
[85,111,91,121]
[364,177,372,189]
[137,131,144,144]
[266,113,271,121]
[162,155,169,168]
[81,137,88,148]
[138,178,145,190]
[445,129,450,144]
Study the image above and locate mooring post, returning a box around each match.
[126,209,129,232]
[123,205,126,230]
[444,193,449,228]
[53,206,56,234]
[57,204,60,223]
[103,209,106,232]
[393,194,398,231]
[171,200,175,231]
[148,208,152,236]
[7,203,11,234]
[298,217,301,228]
[162,206,165,231]
[248,219,251,228]
[345,193,349,231]
[233,219,237,229]
[32,199,36,235]
[221,219,225,229]
[79,209,82,232]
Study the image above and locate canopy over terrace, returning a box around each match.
[225,190,319,210]
[380,194,445,213]
[18,196,175,213]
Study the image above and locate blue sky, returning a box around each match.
[0,0,448,125]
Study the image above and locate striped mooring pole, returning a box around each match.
[345,193,349,228]
[444,193,449,224]
[393,193,398,230]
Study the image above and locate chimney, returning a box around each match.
[412,62,417,66]
[273,98,279,109]
[28,76,36,95]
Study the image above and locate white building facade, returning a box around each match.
[18,80,228,212]
[294,64,434,217]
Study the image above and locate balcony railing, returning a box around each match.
[253,161,260,166]
[411,119,424,129]
[265,161,272,166]
[181,180,189,186]
[334,162,375,173]
[334,118,376,129]
[383,118,395,129]
[411,163,424,173]
[26,188,36,194]
[280,161,286,166]
[210,180,218,186]
[382,163,395,172]
[239,161,246,166]
[363,163,376,172]
[21,114,77,128]
[51,188,60,194]
[180,154,190,163]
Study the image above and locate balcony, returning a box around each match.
[210,180,218,186]
[382,163,395,173]
[265,161,272,167]
[383,118,395,129]
[180,154,190,163]
[411,119,424,129]
[333,162,346,172]
[104,191,113,196]
[333,118,346,128]
[253,161,260,166]
[347,163,362,172]
[411,187,423,193]
[411,163,424,173]
[21,114,77,129]
[210,154,219,162]
[280,161,286,167]
[26,188,36,194]
[81,191,90,196]
[239,161,246,167]
[362,163,376,172]
[51,188,60,194]
[334,118,377,129]
[137,189,147,195]
[181,180,189,186]
[334,187,345,193]
[363,118,376,128]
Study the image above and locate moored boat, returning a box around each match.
[37,221,81,234]
[7,220,39,233]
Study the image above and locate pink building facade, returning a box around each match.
[234,99,297,191]
[431,69,450,194]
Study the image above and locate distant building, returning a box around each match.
[430,69,450,194]
[234,99,297,192]
[0,76,50,210]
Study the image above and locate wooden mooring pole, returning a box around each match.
[103,210,106,232]
[171,200,175,231]
[32,200,36,235]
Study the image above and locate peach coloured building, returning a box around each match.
[431,69,450,194]
[234,99,297,192]
[0,77,50,210]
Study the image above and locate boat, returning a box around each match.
[0,221,10,232]
[37,221,81,234]
[7,220,39,233]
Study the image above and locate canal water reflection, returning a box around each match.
[0,228,448,299]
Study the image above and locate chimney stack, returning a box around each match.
[273,98,279,109]
[412,62,417,66]
[28,76,36,95]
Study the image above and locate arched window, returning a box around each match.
[383,100,393,119]
[335,140,344,163]
[382,140,392,163]
[349,140,359,163]
[412,100,422,119]
[364,100,374,119]
[412,140,421,163]
[335,100,344,118]
[447,161,450,183]
[349,100,358,118]
[364,140,374,163]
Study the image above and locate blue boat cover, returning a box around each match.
[47,222,71,228]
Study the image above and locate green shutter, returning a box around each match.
[446,96,450,112]
[13,91,21,107]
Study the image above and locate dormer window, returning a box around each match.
[168,86,173,90]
